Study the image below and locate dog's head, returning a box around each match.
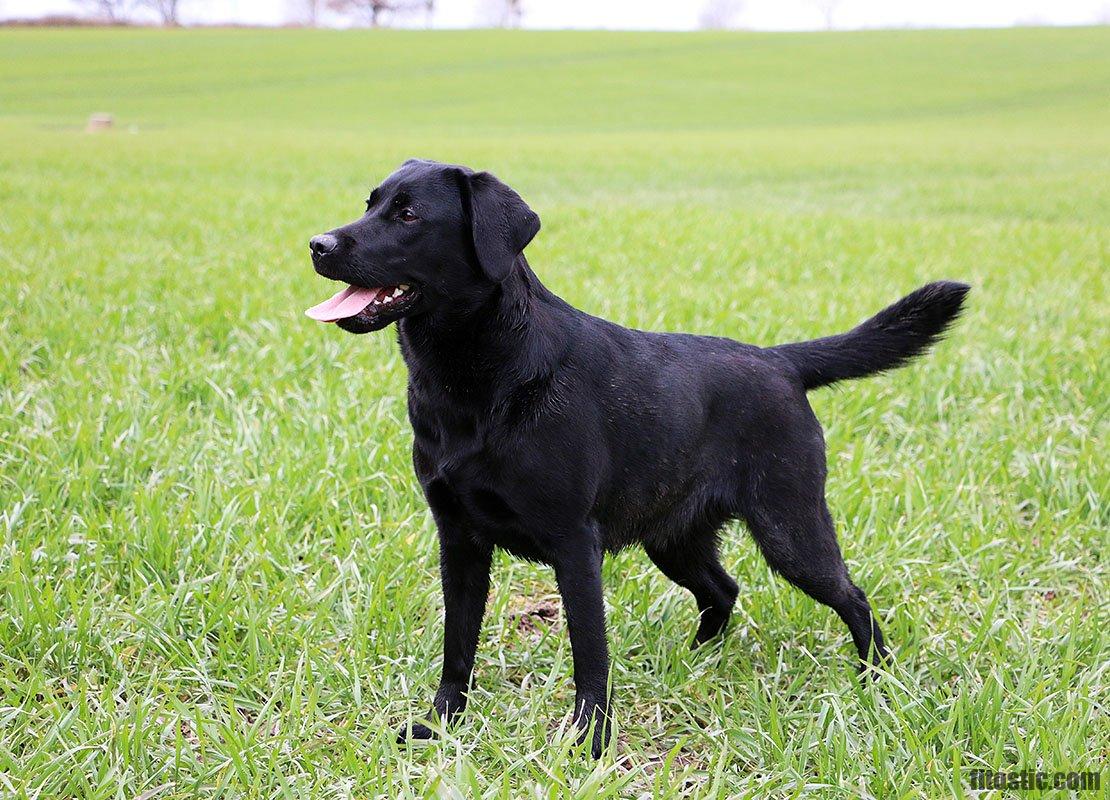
[306,159,540,334]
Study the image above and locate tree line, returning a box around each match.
[76,0,526,28]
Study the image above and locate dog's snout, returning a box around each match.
[309,233,338,257]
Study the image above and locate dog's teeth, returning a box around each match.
[399,284,409,290]
[392,288,403,298]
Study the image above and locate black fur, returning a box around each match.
[773,281,970,390]
[307,159,969,757]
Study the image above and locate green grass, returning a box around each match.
[0,25,1107,799]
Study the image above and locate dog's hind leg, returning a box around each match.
[737,414,890,671]
[742,484,889,670]
[646,528,739,647]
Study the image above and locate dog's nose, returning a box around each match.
[309,233,338,257]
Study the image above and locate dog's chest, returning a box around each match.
[412,412,550,559]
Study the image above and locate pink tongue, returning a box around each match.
[305,285,381,322]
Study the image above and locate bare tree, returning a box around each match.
[811,0,841,30]
[503,0,522,28]
[327,0,431,27]
[290,0,326,26]
[328,0,395,27]
[78,0,131,23]
[139,0,184,25]
[698,0,743,29]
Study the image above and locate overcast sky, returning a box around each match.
[6,0,1110,29]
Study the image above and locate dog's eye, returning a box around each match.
[398,208,418,222]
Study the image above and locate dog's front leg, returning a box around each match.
[552,525,610,758]
[398,522,492,742]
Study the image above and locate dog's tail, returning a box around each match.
[772,281,970,391]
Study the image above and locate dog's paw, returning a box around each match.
[396,721,436,743]
[690,609,731,649]
[396,689,468,744]
[857,647,893,683]
[571,698,611,759]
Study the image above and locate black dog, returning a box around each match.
[305,159,968,757]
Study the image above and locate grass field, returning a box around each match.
[1,25,1107,799]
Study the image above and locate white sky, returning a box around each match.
[5,0,1110,29]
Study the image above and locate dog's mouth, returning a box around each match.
[305,283,419,331]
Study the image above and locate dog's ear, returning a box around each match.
[460,170,540,283]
